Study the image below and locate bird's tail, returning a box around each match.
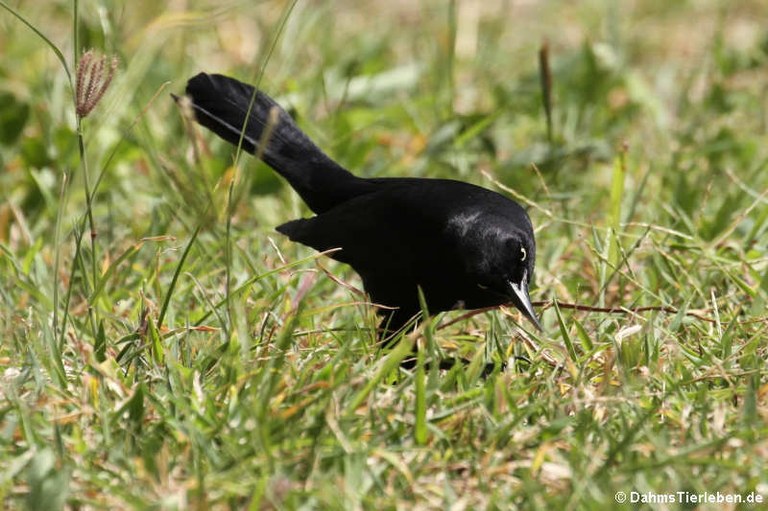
[178,73,367,213]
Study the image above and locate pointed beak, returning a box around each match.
[508,273,542,331]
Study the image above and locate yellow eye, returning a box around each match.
[520,247,527,262]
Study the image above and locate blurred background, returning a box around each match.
[3,0,767,241]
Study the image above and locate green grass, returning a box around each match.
[2,0,768,509]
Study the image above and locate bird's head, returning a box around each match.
[451,211,541,330]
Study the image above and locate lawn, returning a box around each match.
[1,0,767,509]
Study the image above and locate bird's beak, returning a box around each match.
[508,272,542,331]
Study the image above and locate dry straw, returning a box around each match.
[75,49,118,118]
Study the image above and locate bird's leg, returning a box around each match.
[377,310,506,377]
[376,308,421,350]
[399,354,505,377]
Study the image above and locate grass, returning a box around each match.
[1,0,768,509]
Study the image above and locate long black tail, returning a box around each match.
[178,73,369,213]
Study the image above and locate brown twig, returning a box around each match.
[534,300,716,323]
[538,40,554,143]
[436,299,767,330]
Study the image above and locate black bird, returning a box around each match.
[177,73,541,337]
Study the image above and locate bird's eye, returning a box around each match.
[520,247,527,262]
